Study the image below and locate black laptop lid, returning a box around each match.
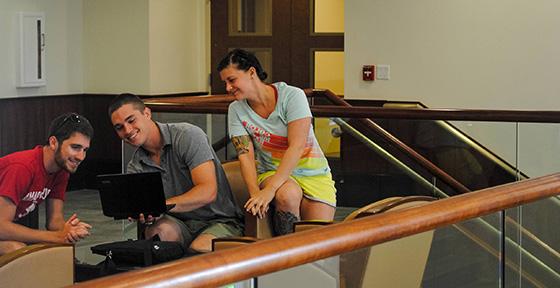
[96,172,167,220]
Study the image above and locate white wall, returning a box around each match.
[149,0,209,94]
[0,0,209,97]
[346,0,560,110]
[346,0,560,177]
[0,0,83,98]
[148,0,208,94]
[82,0,209,94]
[83,0,151,94]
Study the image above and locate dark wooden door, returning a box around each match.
[211,0,343,94]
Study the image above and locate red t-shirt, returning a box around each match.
[0,146,68,220]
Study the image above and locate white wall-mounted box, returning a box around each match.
[17,12,46,88]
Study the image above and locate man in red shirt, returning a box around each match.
[0,112,94,255]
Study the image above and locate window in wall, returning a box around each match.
[228,0,272,35]
[314,50,344,94]
[313,0,344,34]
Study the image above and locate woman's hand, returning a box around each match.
[243,117,311,220]
[244,187,276,219]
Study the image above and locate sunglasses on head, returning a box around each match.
[53,113,81,135]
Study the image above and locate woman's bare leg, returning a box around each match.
[300,198,335,221]
[262,177,303,235]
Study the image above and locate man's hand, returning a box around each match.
[62,214,91,243]
[133,213,159,226]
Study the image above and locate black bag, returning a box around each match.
[91,239,185,266]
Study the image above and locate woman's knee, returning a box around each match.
[274,182,302,210]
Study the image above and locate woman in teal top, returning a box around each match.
[218,49,336,235]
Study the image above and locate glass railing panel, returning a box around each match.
[450,120,521,174]
[506,196,560,287]
[260,256,339,288]
[312,98,524,193]
[150,111,231,162]
[314,117,341,159]
[317,115,521,197]
[332,117,472,200]
[222,256,339,288]
[421,213,502,287]
[517,123,560,178]
[331,117,447,209]
[365,118,520,192]
[499,123,560,287]
[447,120,521,187]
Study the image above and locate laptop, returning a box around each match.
[96,172,172,220]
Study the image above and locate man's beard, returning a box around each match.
[54,147,78,174]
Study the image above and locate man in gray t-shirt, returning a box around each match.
[108,93,243,253]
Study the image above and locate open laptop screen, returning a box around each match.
[96,172,167,220]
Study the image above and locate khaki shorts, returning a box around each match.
[163,214,244,247]
[257,171,337,207]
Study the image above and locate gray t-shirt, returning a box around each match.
[127,122,242,222]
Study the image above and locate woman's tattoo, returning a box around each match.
[232,135,251,155]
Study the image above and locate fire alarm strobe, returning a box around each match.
[363,65,375,81]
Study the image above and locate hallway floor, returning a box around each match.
[39,189,136,264]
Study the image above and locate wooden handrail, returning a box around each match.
[148,103,229,114]
[74,173,560,288]
[310,106,560,123]
[138,91,209,99]
[144,94,233,105]
[144,91,560,123]
[148,103,560,123]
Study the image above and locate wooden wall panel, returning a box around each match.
[0,94,122,189]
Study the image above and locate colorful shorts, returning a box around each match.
[257,171,337,207]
